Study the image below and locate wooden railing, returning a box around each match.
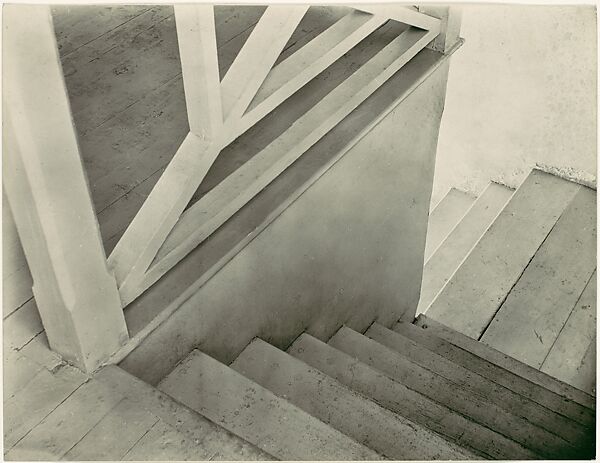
[107,5,448,306]
[3,4,459,371]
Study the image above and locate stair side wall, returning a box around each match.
[120,59,450,385]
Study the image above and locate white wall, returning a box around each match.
[432,5,597,205]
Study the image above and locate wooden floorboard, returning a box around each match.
[62,398,159,461]
[481,187,596,367]
[541,270,597,395]
[4,366,87,453]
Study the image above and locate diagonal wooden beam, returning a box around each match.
[220,5,309,123]
[223,10,389,143]
[353,5,440,31]
[108,132,217,294]
[118,26,440,305]
[174,4,222,140]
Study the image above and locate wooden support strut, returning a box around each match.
[3,5,129,372]
[108,4,446,305]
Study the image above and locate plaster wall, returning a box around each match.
[432,5,597,205]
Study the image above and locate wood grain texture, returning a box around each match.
[398,319,595,427]
[233,338,478,460]
[481,187,596,367]
[289,333,540,460]
[158,350,381,460]
[541,271,597,395]
[415,314,596,409]
[424,187,475,261]
[418,183,513,313]
[426,169,581,338]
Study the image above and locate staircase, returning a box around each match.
[145,317,593,460]
[91,167,597,460]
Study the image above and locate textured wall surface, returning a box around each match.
[432,5,597,205]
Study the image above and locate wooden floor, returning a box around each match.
[52,4,350,255]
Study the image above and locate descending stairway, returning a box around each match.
[153,317,594,460]
[101,168,595,461]
[424,168,596,396]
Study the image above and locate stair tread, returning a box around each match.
[416,314,595,409]
[418,182,513,313]
[157,349,381,461]
[425,188,476,261]
[329,325,587,459]
[288,332,540,460]
[426,169,582,338]
[398,320,595,428]
[232,337,477,460]
[481,187,596,368]
[374,322,593,449]
[541,270,597,395]
[95,365,274,461]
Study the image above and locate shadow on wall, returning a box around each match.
[432,5,597,205]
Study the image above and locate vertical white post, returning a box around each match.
[3,5,129,372]
[418,6,462,54]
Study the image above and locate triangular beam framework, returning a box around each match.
[107,5,443,305]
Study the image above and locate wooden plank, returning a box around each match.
[232,338,477,460]
[125,26,438,304]
[175,5,222,140]
[481,187,596,367]
[4,5,128,371]
[329,326,584,459]
[63,398,159,461]
[62,8,180,137]
[418,183,513,313]
[6,377,124,460]
[353,4,440,30]
[158,350,381,460]
[94,365,275,461]
[3,298,44,351]
[52,6,151,58]
[107,132,213,291]
[424,188,476,261]
[4,365,87,451]
[416,314,596,409]
[289,333,539,460]
[426,169,582,339]
[570,340,596,395]
[18,332,66,373]
[3,351,44,401]
[372,323,592,449]
[220,5,309,122]
[237,11,388,138]
[399,319,595,428]
[541,271,596,390]
[122,419,210,461]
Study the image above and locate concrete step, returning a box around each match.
[418,182,513,314]
[541,270,597,395]
[425,188,476,261]
[95,365,274,461]
[157,349,381,460]
[377,322,594,451]
[232,338,476,460]
[288,332,539,459]
[415,314,595,410]
[329,325,586,459]
[401,319,595,428]
[426,169,582,338]
[481,187,596,367]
